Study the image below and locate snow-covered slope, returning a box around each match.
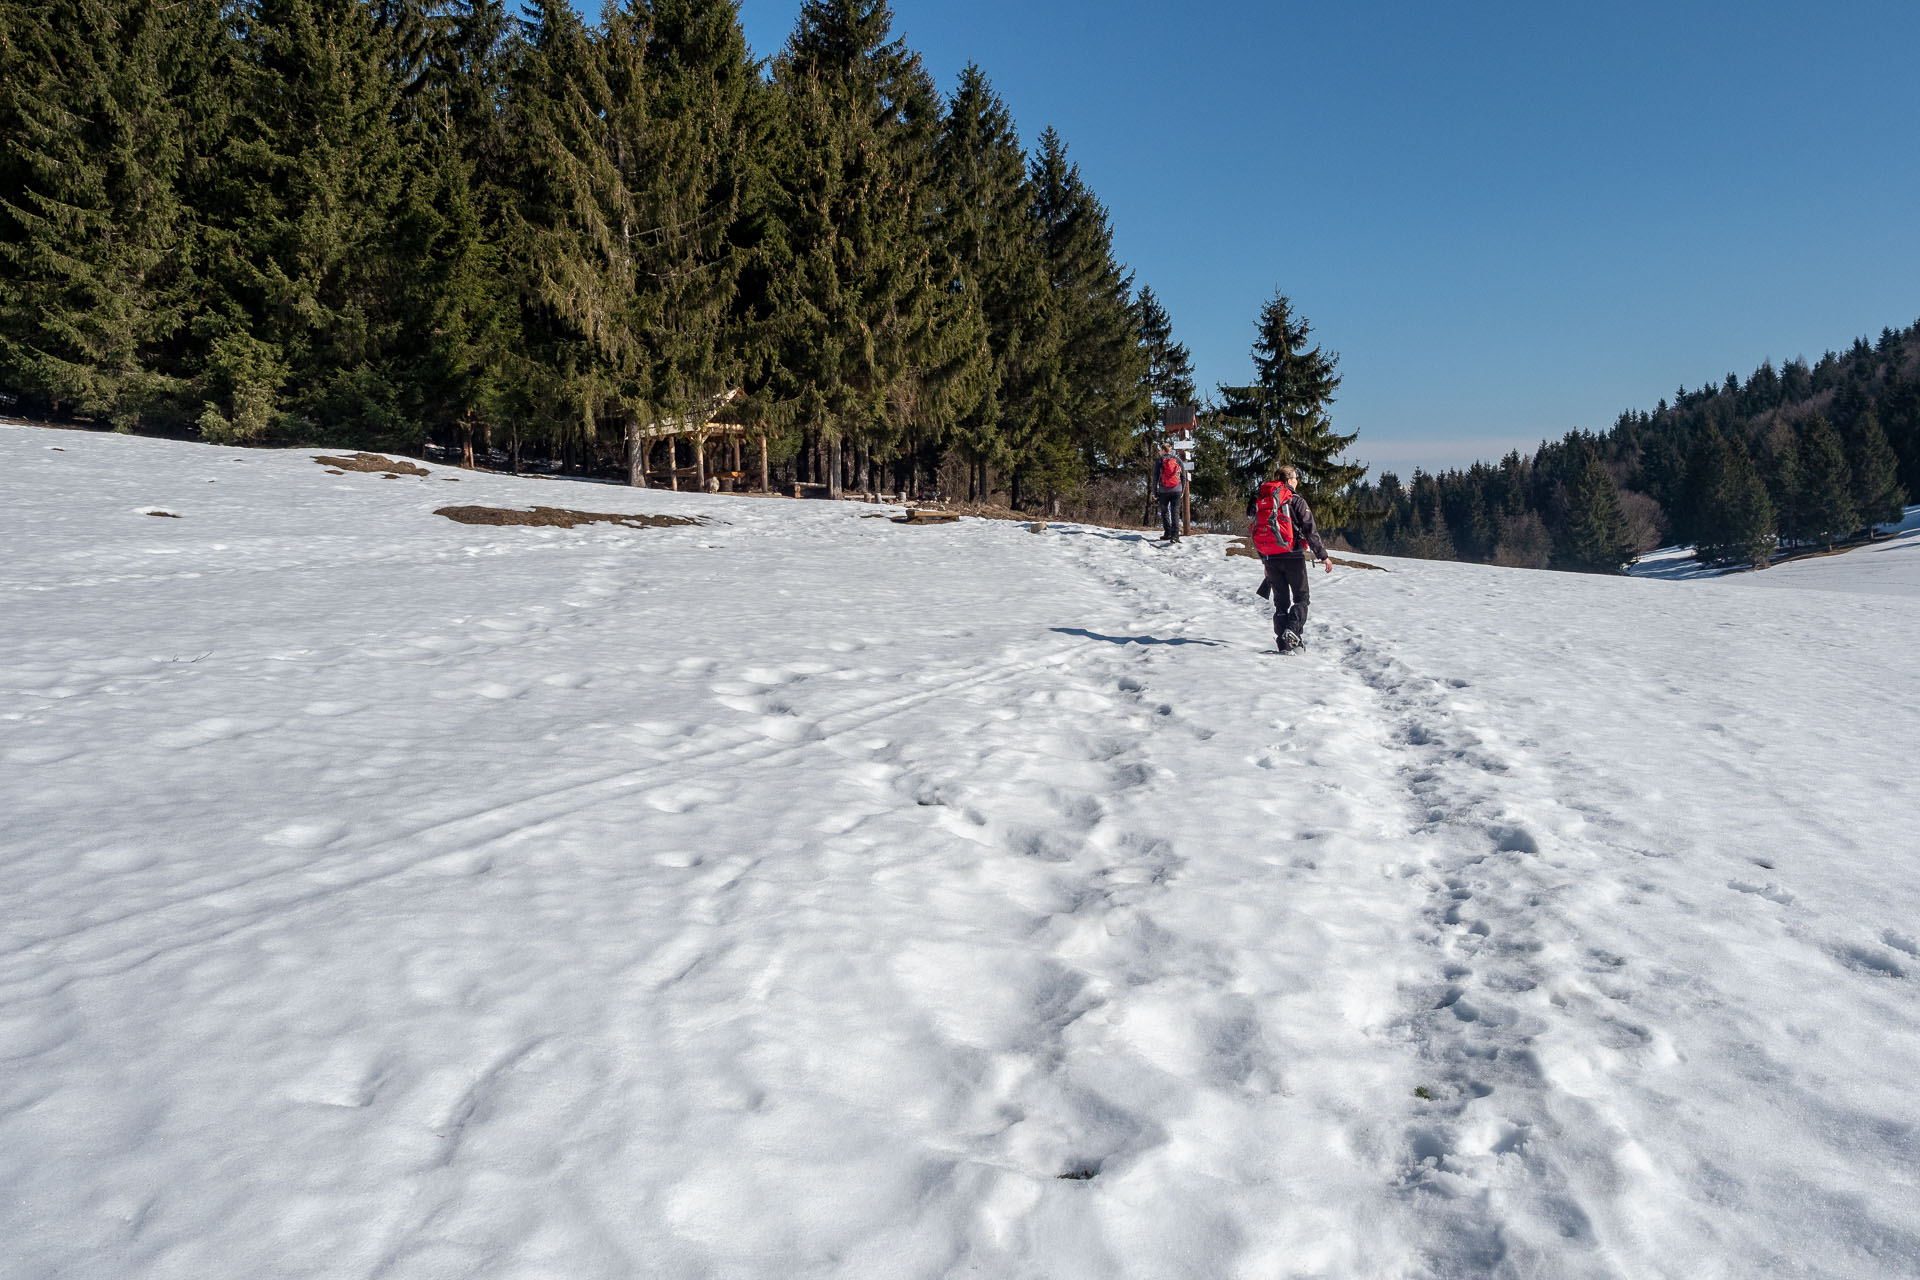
[1633,503,1920,594]
[4,425,1917,1279]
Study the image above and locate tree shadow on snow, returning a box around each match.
[1052,627,1225,648]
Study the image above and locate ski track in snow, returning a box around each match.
[2,426,1918,1279]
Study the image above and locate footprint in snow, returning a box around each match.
[1834,944,1908,979]
[1728,880,1795,906]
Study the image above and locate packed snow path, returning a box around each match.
[3,426,1917,1279]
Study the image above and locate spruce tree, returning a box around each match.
[1881,369,1920,500]
[1020,127,1146,506]
[389,0,518,458]
[504,0,642,463]
[1133,286,1196,422]
[771,0,985,496]
[193,0,419,442]
[1558,452,1637,572]
[1756,414,1802,547]
[1215,290,1365,524]
[618,0,768,484]
[1795,413,1857,549]
[1677,421,1730,552]
[1700,434,1776,566]
[934,65,1048,501]
[1844,405,1905,533]
[0,0,204,426]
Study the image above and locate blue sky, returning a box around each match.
[727,0,1920,478]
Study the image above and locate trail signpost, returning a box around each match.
[1164,404,1198,534]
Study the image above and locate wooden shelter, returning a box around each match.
[631,389,769,492]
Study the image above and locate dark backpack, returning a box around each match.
[1250,480,1299,555]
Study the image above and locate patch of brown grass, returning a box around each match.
[433,505,703,530]
[315,452,428,476]
[891,509,962,525]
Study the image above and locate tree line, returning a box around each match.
[1339,322,1918,572]
[0,0,1244,509]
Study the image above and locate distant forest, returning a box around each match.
[1339,323,1919,572]
[0,0,1226,514]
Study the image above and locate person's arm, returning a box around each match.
[1293,496,1332,565]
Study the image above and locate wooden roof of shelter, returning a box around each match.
[632,388,747,440]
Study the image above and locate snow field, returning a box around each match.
[2,425,1917,1278]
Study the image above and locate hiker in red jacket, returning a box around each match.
[1153,444,1185,542]
[1248,464,1332,651]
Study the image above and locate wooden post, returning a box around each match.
[759,433,769,493]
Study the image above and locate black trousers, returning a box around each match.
[1158,492,1182,538]
[1263,555,1310,637]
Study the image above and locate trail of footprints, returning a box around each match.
[870,644,1268,1205]
[1333,624,1649,1265]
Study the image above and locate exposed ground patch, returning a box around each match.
[314,452,429,477]
[1225,535,1386,570]
[433,505,704,530]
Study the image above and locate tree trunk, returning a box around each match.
[626,415,643,487]
[827,436,843,498]
[696,429,708,490]
[759,433,769,492]
[461,411,476,469]
[668,437,678,491]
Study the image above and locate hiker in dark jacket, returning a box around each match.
[1248,464,1332,650]
[1153,444,1185,542]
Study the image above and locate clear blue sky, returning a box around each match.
[728,0,1920,478]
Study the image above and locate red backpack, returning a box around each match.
[1250,480,1298,555]
[1158,456,1182,491]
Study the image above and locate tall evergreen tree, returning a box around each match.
[193,0,420,442]
[0,0,209,426]
[390,0,519,460]
[1132,286,1196,421]
[502,0,642,464]
[1215,290,1364,523]
[1699,433,1776,566]
[1558,451,1637,572]
[933,64,1042,501]
[1019,127,1146,506]
[1795,413,1857,549]
[1677,420,1731,550]
[1844,405,1905,533]
[770,0,985,496]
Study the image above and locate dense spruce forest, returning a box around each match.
[0,0,1265,514]
[1338,323,1920,572]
